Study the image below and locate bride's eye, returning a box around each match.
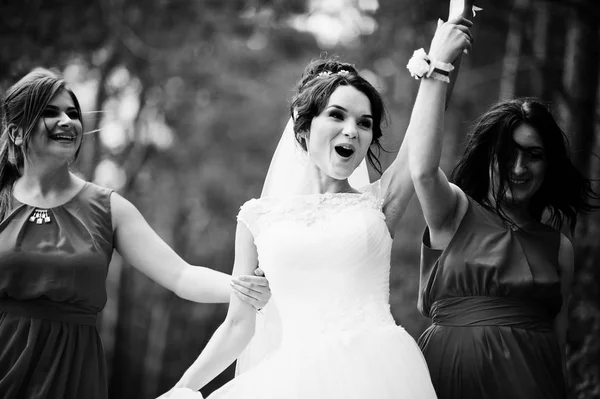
[358,119,372,129]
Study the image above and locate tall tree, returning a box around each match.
[557,1,600,397]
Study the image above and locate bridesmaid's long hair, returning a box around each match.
[0,68,83,221]
[451,97,597,233]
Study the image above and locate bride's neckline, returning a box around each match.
[260,190,371,201]
[314,190,362,196]
[297,185,364,196]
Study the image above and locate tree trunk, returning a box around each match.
[540,1,567,102]
[530,1,549,97]
[560,3,600,398]
[499,0,530,98]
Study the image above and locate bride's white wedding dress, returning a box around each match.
[208,185,437,398]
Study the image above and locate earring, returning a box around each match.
[6,127,22,165]
[300,133,311,157]
[7,142,19,165]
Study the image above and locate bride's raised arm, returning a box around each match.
[379,16,472,232]
[161,222,259,395]
[407,17,472,244]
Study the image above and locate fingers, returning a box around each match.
[231,278,264,296]
[232,288,260,308]
[232,270,271,310]
[233,285,269,310]
[462,39,473,55]
[235,275,269,287]
[254,267,265,277]
[435,17,474,45]
[446,22,474,54]
[231,276,271,309]
[430,14,474,62]
[447,16,473,27]
[454,24,474,43]
[460,29,473,54]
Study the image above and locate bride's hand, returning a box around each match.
[230,267,271,310]
[429,16,473,64]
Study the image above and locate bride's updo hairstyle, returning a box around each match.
[290,57,387,174]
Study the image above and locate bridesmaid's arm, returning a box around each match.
[165,221,259,392]
[554,233,574,388]
[111,193,270,308]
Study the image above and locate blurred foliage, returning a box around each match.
[1,0,599,397]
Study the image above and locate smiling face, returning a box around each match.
[24,89,83,164]
[490,123,547,207]
[304,85,373,181]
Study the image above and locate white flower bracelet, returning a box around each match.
[406,48,455,83]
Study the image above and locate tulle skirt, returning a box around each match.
[208,325,437,399]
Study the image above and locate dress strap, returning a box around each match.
[359,179,384,210]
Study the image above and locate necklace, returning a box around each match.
[29,208,52,224]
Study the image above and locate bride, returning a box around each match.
[160,17,472,399]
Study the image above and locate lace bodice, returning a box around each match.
[237,186,395,344]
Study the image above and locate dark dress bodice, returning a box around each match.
[0,182,113,399]
[418,196,565,399]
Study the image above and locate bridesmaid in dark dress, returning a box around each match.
[0,69,272,399]
[407,74,598,398]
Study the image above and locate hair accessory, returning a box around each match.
[406,48,455,83]
[317,70,351,78]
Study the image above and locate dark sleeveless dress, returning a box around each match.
[417,196,566,399]
[0,182,113,399]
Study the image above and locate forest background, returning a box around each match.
[1,0,599,397]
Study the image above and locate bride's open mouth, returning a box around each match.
[334,144,355,158]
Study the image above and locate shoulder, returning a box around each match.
[109,191,131,208]
[237,197,273,238]
[76,180,115,209]
[238,197,270,216]
[237,196,293,218]
[109,192,145,232]
[82,180,114,196]
[72,179,114,216]
[69,173,111,197]
[109,192,140,216]
[359,180,379,194]
[359,181,383,201]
